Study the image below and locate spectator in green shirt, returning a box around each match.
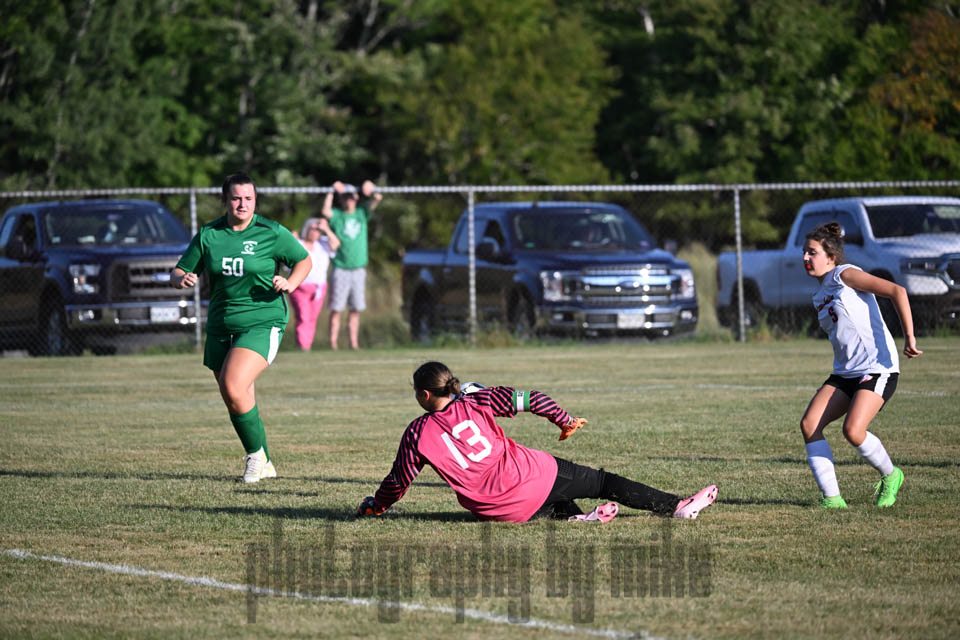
[321,180,382,350]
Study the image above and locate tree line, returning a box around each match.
[1,0,957,257]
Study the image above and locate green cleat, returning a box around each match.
[874,467,904,508]
[819,495,847,509]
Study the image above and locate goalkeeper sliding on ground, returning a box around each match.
[355,361,718,523]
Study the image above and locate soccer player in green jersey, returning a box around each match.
[170,172,312,483]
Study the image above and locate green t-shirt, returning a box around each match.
[329,205,371,270]
[176,214,309,334]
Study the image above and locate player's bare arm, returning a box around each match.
[840,268,922,358]
[273,256,312,293]
[170,267,197,289]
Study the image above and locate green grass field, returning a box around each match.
[2,339,959,639]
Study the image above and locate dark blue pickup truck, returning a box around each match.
[0,199,204,355]
[402,201,698,340]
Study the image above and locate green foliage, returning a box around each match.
[0,0,204,189]
[373,0,615,186]
[822,7,960,180]
[1,0,959,251]
[592,0,858,186]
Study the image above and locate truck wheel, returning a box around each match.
[509,296,535,340]
[39,303,79,356]
[410,298,434,343]
[731,290,764,330]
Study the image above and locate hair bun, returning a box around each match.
[824,221,844,237]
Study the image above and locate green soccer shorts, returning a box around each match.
[203,325,284,373]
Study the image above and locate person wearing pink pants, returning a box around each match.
[290,217,339,350]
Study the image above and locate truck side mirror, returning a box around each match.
[5,239,31,261]
[476,238,501,261]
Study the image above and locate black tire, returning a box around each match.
[409,297,434,344]
[38,303,79,356]
[508,295,535,340]
[731,288,764,331]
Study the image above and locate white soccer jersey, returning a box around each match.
[812,264,899,377]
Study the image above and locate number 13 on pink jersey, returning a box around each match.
[441,420,493,469]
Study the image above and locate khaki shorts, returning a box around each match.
[329,267,366,312]
[203,326,284,373]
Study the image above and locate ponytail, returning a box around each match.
[412,361,462,397]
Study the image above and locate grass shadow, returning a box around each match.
[0,468,449,487]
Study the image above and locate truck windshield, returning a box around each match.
[43,207,190,246]
[866,204,960,238]
[511,209,655,251]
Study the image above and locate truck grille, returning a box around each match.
[109,259,181,299]
[576,264,676,306]
[582,265,669,276]
[581,294,671,307]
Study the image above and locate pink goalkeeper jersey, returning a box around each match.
[373,386,571,522]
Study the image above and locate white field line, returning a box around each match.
[3,548,654,640]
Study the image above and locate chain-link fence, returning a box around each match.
[2,181,958,356]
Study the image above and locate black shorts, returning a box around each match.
[531,457,603,520]
[824,372,899,409]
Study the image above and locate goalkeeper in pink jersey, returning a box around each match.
[357,361,717,523]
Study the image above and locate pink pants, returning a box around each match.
[289,283,327,350]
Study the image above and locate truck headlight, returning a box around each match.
[69,264,101,294]
[901,257,941,274]
[540,270,573,302]
[675,268,696,300]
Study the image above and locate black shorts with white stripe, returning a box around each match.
[824,372,899,409]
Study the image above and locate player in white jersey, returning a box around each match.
[800,222,922,509]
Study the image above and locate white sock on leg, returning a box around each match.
[806,440,841,498]
[855,432,894,476]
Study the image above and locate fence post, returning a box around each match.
[467,189,477,348]
[190,188,202,351]
[733,186,746,343]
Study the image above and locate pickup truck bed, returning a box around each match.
[717,196,960,333]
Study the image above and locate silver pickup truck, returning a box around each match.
[716,196,960,332]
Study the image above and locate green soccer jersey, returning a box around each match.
[329,206,371,270]
[176,214,309,334]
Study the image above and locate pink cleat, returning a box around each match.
[569,502,619,523]
[673,485,718,519]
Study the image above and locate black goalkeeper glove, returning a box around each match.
[356,496,386,517]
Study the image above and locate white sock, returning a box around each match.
[806,440,841,498]
[855,432,894,476]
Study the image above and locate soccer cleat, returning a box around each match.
[262,460,277,479]
[242,447,267,483]
[568,502,618,523]
[874,467,904,508]
[673,484,718,519]
[819,495,848,509]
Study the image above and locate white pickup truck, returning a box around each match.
[716,196,960,332]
